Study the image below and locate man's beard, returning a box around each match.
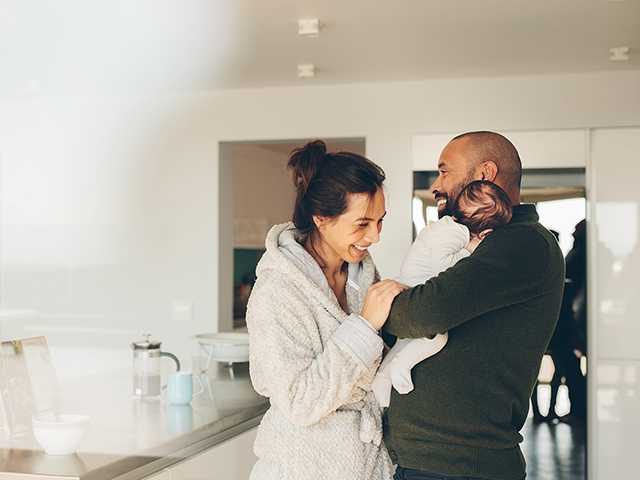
[436,176,475,219]
[437,196,456,218]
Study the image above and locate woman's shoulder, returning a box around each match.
[251,267,298,300]
[249,257,315,315]
[246,266,322,342]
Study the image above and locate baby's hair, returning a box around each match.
[452,180,513,235]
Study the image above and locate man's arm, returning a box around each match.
[384,228,559,339]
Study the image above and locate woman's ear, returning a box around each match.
[312,215,328,230]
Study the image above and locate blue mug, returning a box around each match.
[167,404,193,434]
[167,372,203,405]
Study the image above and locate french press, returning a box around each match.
[131,334,181,398]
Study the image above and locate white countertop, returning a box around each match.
[0,362,267,480]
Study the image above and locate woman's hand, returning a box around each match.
[361,280,408,330]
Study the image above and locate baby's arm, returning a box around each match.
[371,338,412,408]
[388,333,448,395]
[372,333,448,406]
[382,218,463,401]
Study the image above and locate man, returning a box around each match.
[383,131,565,480]
[564,219,587,421]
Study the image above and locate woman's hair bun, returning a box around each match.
[287,140,328,192]
[286,139,385,238]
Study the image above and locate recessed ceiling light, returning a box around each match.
[298,19,320,38]
[297,64,315,78]
[610,46,630,61]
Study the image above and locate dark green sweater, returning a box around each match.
[383,204,565,480]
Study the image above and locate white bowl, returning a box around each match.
[196,332,250,364]
[32,414,90,455]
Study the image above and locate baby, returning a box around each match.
[372,180,513,408]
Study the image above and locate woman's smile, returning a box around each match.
[351,244,370,258]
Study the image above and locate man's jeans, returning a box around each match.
[394,466,484,480]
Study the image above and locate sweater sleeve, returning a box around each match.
[384,228,557,339]
[247,280,383,427]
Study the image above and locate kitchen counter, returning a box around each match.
[0,362,268,480]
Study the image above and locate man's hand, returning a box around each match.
[361,280,408,330]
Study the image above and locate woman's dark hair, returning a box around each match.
[452,180,512,234]
[287,140,385,238]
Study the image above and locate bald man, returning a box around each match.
[382,132,565,480]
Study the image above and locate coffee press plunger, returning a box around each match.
[132,334,181,398]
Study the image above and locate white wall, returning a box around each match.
[413,129,588,170]
[1,69,639,385]
[589,127,640,479]
[0,96,222,373]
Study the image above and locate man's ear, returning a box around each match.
[479,161,498,182]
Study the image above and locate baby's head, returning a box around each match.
[452,180,513,238]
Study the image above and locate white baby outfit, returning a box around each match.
[372,216,471,407]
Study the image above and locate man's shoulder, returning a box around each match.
[484,221,563,263]
[497,220,554,243]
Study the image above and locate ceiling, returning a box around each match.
[1,0,639,95]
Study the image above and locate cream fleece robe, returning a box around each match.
[247,222,394,480]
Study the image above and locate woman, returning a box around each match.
[246,140,406,480]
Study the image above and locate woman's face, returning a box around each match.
[314,188,386,264]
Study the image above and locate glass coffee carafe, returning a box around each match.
[131,334,180,398]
